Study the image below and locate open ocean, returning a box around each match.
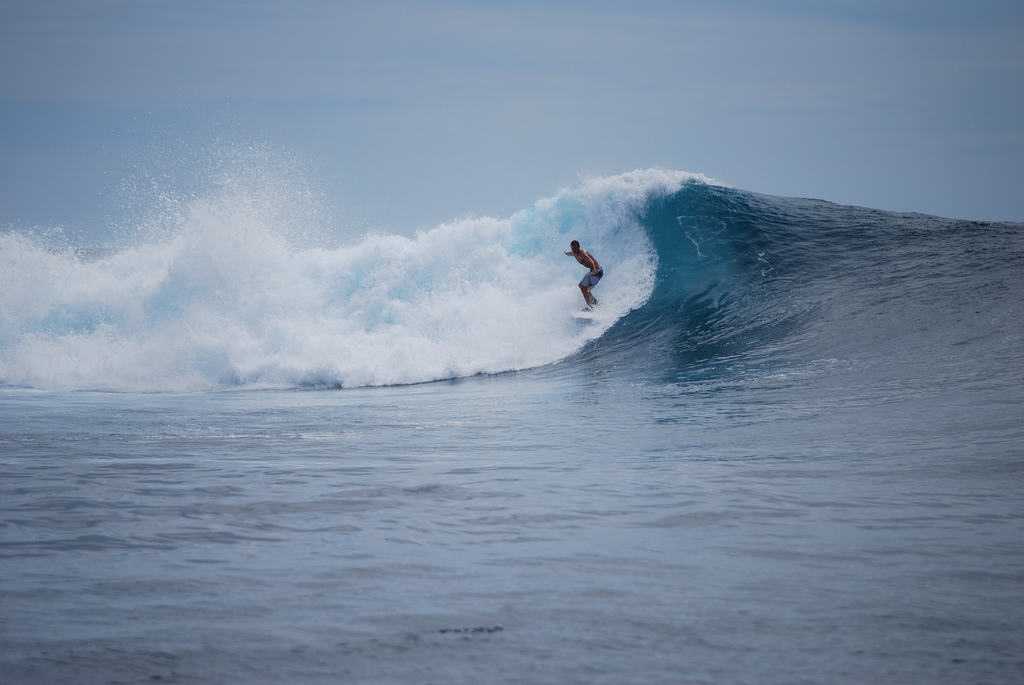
[2,169,1023,684]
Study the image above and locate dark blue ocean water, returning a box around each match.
[2,171,1023,683]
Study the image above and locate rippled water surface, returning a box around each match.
[3,356,1023,684]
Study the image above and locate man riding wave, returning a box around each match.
[565,240,602,308]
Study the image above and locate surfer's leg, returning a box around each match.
[579,283,594,307]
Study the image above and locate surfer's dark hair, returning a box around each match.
[570,240,580,249]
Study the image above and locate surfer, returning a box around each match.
[565,240,602,308]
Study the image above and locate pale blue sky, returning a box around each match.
[2,0,1022,240]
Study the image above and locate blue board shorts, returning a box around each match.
[580,268,603,290]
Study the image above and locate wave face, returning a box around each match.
[591,181,1024,388]
[2,168,1021,392]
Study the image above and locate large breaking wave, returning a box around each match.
[1,169,710,391]
[3,164,1021,393]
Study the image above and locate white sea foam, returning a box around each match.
[0,168,707,391]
